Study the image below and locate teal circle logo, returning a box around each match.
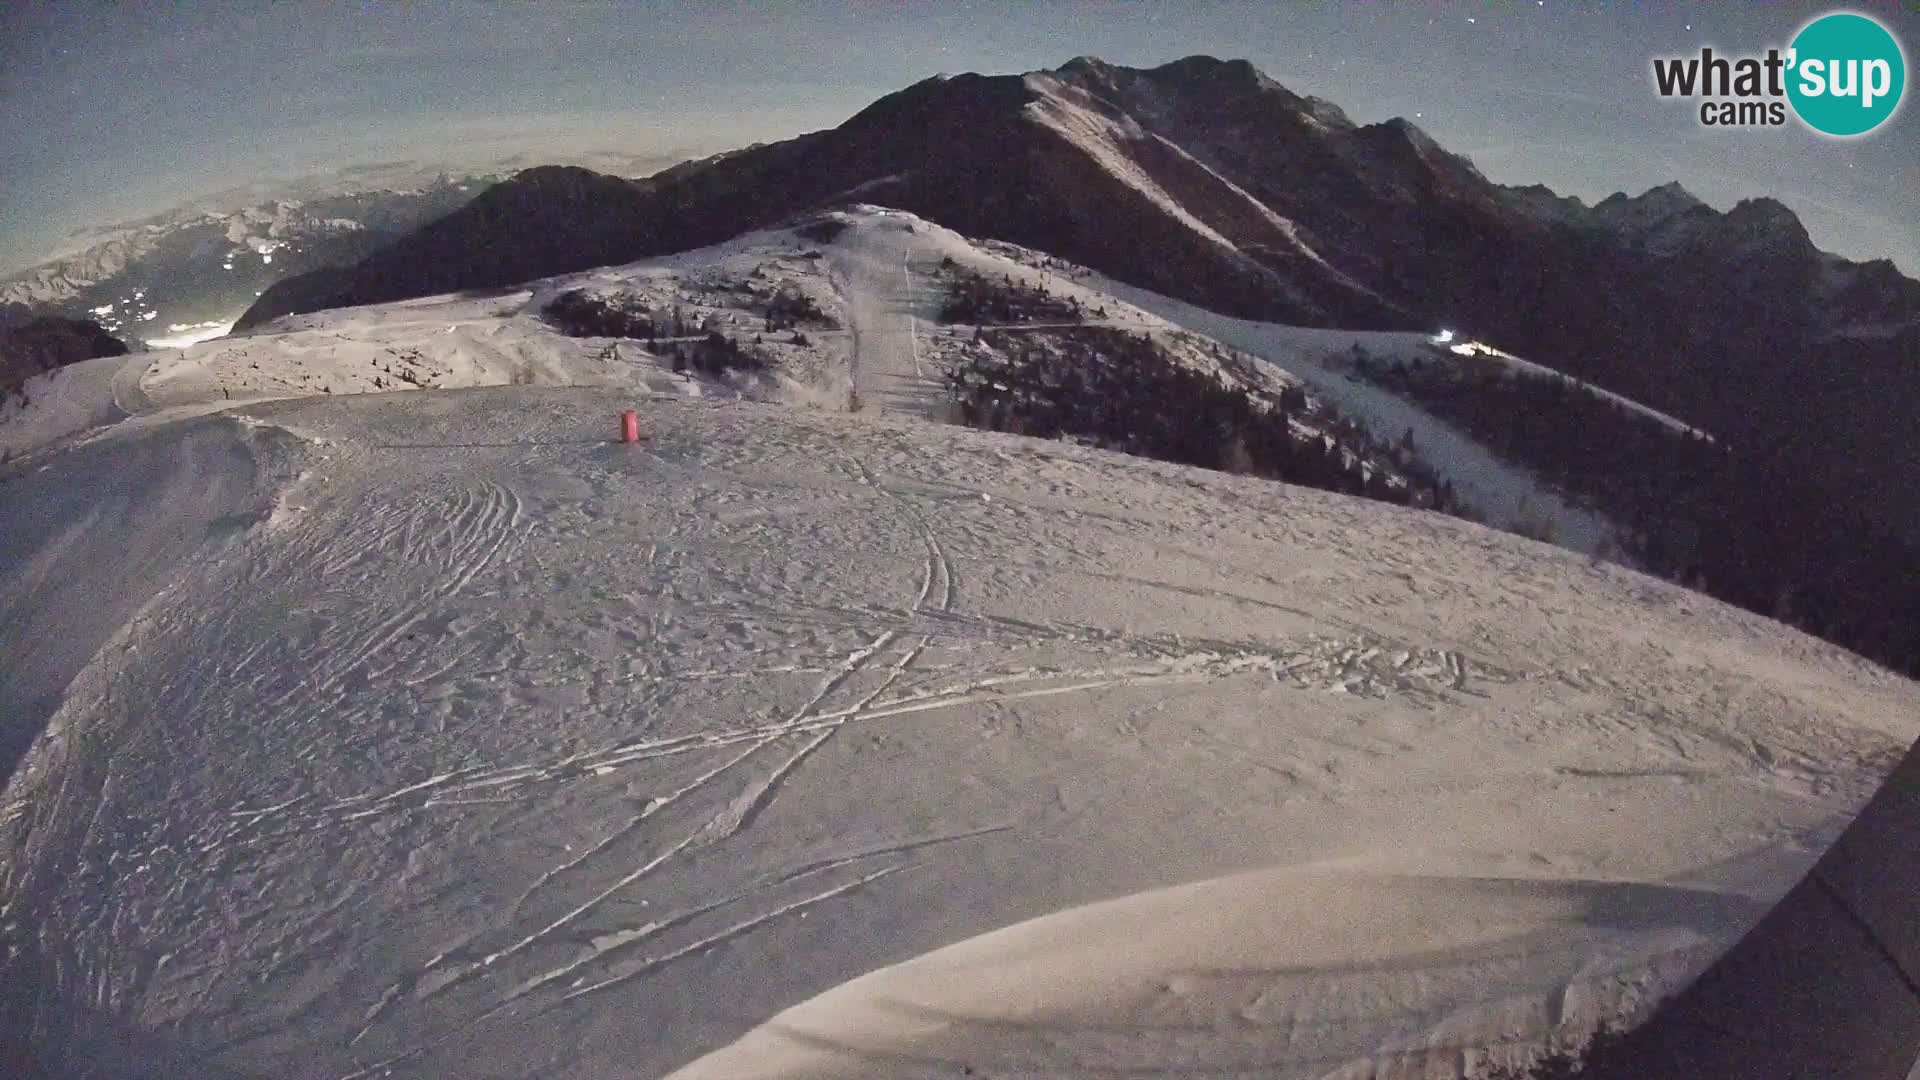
[1787,12,1906,136]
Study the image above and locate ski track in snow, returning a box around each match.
[203,389,1004,1062]
[3,210,1918,1080]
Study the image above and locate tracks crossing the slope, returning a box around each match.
[318,447,980,1058]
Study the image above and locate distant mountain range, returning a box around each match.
[1,148,697,352]
[1,185,487,346]
[235,54,1920,542]
[0,177,510,349]
[235,56,1920,366]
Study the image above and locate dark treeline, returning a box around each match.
[944,323,1464,516]
[1352,348,1920,678]
[543,289,659,339]
[761,284,830,332]
[542,289,767,378]
[939,268,1088,325]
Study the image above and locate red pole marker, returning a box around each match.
[620,410,640,443]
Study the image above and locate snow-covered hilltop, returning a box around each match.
[4,210,1661,552]
[4,208,1919,1079]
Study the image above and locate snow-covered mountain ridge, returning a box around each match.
[6,210,1656,551]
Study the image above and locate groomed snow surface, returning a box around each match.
[5,210,1919,1079]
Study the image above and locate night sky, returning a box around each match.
[2,1,1915,274]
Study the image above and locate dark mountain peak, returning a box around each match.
[1146,54,1250,76]
[1051,55,1283,103]
[1593,182,1710,236]
[483,165,643,208]
[1586,185,1833,279]
[1646,180,1699,202]
[1727,195,1799,223]
[1377,115,1438,149]
[1509,182,1585,205]
[1139,55,1288,98]
[2,316,128,398]
[1596,181,1702,212]
[5,315,127,356]
[1045,54,1353,137]
[1185,54,1261,78]
[506,164,612,186]
[1500,182,1591,224]
[844,67,1034,134]
[1816,253,1920,325]
[1059,54,1115,76]
[1722,196,1815,254]
[1349,116,1488,192]
[1297,95,1356,130]
[1849,256,1920,287]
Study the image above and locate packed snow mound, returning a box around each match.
[4,385,1916,1079]
[0,352,143,456]
[672,866,1750,1080]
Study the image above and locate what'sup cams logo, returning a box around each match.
[1653,10,1907,136]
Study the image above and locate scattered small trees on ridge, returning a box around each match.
[942,324,1463,516]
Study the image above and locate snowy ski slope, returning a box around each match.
[6,386,1916,1078]
[5,209,1918,1078]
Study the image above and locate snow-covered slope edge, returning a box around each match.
[4,385,1915,1079]
[1071,268,1625,553]
[671,865,1745,1080]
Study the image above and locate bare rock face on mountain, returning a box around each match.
[0,317,128,399]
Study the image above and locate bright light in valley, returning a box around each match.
[145,319,236,349]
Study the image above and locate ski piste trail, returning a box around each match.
[4,208,1918,1079]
